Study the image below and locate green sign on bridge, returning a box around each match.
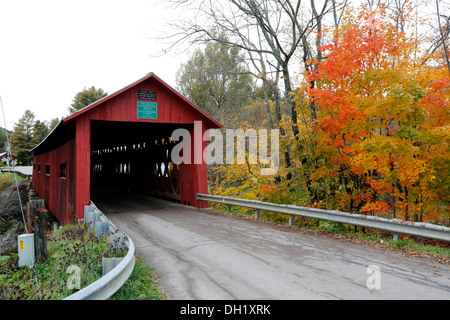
[137,101,157,119]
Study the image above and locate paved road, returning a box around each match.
[97,192,450,300]
[1,166,33,177]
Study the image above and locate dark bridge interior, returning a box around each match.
[90,120,189,205]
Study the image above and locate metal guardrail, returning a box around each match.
[1,166,33,178]
[63,203,135,300]
[197,193,450,242]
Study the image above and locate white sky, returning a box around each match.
[0,0,188,128]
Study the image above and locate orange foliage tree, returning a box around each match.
[293,5,450,223]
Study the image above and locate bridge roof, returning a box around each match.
[63,72,222,128]
[32,72,222,154]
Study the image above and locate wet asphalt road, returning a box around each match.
[94,192,450,300]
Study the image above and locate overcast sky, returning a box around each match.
[0,0,188,128]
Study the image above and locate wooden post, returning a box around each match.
[27,199,47,262]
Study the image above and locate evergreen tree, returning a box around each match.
[33,120,49,146]
[47,117,61,132]
[10,109,48,165]
[68,86,108,115]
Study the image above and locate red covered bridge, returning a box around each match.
[31,73,221,225]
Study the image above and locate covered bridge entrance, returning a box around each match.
[31,73,221,225]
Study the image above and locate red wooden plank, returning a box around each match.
[63,73,221,128]
[32,139,76,224]
[33,73,221,225]
[75,116,91,221]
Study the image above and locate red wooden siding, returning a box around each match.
[32,73,221,224]
[32,139,75,225]
[66,78,215,125]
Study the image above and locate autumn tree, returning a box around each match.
[296,5,449,223]
[159,0,347,178]
[163,0,449,226]
[432,0,450,76]
[68,86,108,115]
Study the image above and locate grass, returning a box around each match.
[109,255,165,300]
[311,221,450,258]
[0,218,19,233]
[0,224,166,300]
[0,172,23,192]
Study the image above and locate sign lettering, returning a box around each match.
[138,90,156,101]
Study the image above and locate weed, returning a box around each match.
[0,223,165,300]
[0,173,23,192]
[109,256,165,300]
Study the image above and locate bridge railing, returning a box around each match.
[63,203,135,300]
[197,193,450,242]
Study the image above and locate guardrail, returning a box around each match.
[197,193,450,242]
[63,203,135,300]
[1,166,33,178]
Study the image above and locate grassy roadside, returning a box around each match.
[109,255,165,300]
[0,172,24,192]
[0,224,166,300]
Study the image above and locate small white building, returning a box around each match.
[0,152,17,166]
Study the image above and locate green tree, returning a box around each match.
[33,120,49,146]
[0,127,8,153]
[176,31,254,126]
[68,86,108,115]
[47,117,61,132]
[10,110,43,165]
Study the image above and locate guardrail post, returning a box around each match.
[227,204,232,212]
[108,233,126,250]
[255,209,260,220]
[289,215,295,226]
[84,205,94,217]
[96,221,109,239]
[65,203,136,300]
[393,233,400,241]
[85,208,101,236]
[85,208,99,224]
[102,257,124,276]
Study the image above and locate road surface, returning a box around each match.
[95,191,450,300]
[1,166,33,177]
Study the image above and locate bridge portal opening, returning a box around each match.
[90,120,188,204]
